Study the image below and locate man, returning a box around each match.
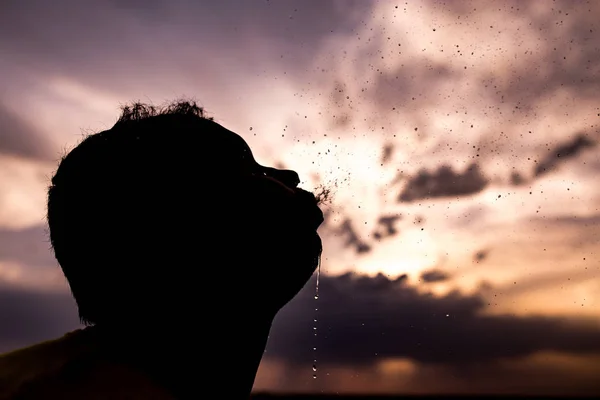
[0,101,324,399]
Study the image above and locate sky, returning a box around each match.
[1,0,600,396]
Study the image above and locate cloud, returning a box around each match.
[398,163,488,202]
[266,273,600,366]
[0,0,370,91]
[474,249,488,262]
[335,219,371,254]
[381,143,394,165]
[510,171,525,185]
[534,133,596,177]
[372,214,401,240]
[420,269,450,283]
[0,104,54,161]
[1,272,598,395]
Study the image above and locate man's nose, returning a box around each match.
[263,167,300,189]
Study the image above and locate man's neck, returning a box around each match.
[95,316,273,399]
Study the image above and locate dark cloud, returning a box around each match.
[0,225,75,353]
[267,273,600,366]
[0,225,56,269]
[0,223,75,352]
[534,133,596,177]
[0,286,80,353]
[420,269,450,283]
[0,104,54,161]
[0,0,371,90]
[381,143,394,165]
[474,250,488,262]
[510,171,525,186]
[336,219,371,254]
[2,270,599,395]
[398,163,488,202]
[372,214,401,240]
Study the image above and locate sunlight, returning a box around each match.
[354,227,439,279]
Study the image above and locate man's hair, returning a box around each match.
[47,100,234,325]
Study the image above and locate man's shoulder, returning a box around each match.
[0,329,91,399]
[0,329,172,399]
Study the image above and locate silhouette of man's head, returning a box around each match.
[47,101,323,328]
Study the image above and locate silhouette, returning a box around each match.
[0,101,324,399]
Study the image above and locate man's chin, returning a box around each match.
[306,230,323,267]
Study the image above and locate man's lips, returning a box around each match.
[256,173,324,230]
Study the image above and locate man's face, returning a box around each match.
[210,122,324,233]
[203,122,324,310]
